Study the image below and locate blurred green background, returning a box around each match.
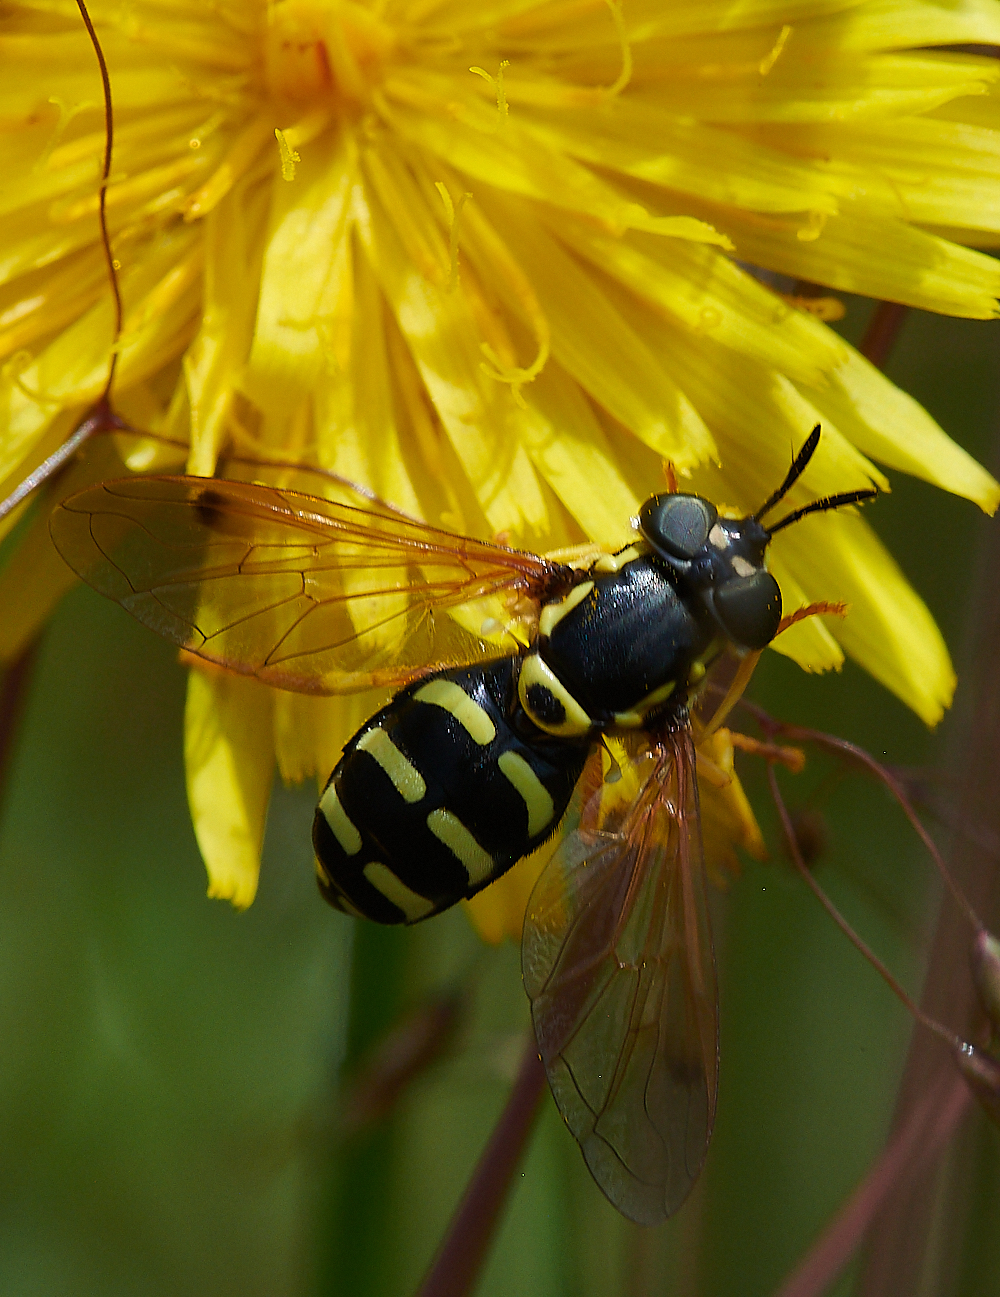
[0,303,997,1297]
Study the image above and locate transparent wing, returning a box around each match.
[50,476,566,694]
[522,727,718,1224]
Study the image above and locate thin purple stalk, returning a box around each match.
[0,643,38,806]
[859,301,909,369]
[757,716,983,935]
[0,400,124,525]
[74,0,121,383]
[0,0,121,525]
[416,1038,548,1297]
[774,1072,971,1297]
[758,294,976,1297]
[767,764,965,1052]
[853,406,1000,1293]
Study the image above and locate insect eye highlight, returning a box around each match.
[639,494,718,562]
[714,570,782,650]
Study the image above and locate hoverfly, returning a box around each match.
[48,426,876,1223]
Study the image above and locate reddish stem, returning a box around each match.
[74,0,122,390]
[853,474,1000,1291]
[0,0,123,526]
[0,400,124,524]
[759,717,983,935]
[767,764,965,1051]
[774,1072,971,1297]
[859,301,909,369]
[0,643,38,806]
[416,1038,548,1297]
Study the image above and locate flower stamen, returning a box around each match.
[759,24,793,78]
[274,127,301,180]
[469,61,511,119]
[601,0,632,98]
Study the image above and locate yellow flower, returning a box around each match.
[1,0,998,915]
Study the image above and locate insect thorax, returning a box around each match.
[517,547,720,737]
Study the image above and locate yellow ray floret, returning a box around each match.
[2,0,999,911]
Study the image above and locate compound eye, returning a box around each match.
[714,571,782,650]
[639,494,718,561]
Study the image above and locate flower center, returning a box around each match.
[264,0,395,110]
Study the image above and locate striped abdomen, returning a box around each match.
[312,659,589,924]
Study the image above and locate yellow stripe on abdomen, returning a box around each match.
[413,679,497,745]
[357,727,426,803]
[426,809,494,887]
[497,751,554,837]
[317,784,363,855]
[363,862,435,922]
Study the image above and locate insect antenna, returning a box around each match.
[754,422,822,522]
[753,423,879,534]
[767,486,880,534]
[0,0,126,526]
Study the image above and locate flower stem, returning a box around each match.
[74,0,121,386]
[859,301,909,369]
[758,717,984,936]
[773,1071,970,1297]
[854,410,1000,1293]
[0,0,124,526]
[415,1037,547,1297]
[0,642,38,811]
[767,763,966,1053]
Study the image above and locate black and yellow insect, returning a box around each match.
[49,424,874,1224]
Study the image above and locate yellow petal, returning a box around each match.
[359,142,560,542]
[274,689,390,788]
[808,350,1000,513]
[479,191,717,469]
[760,116,1000,235]
[464,839,550,945]
[184,666,275,909]
[698,729,766,884]
[0,223,203,507]
[518,363,640,544]
[720,205,1000,318]
[600,292,888,505]
[522,105,841,217]
[554,218,848,386]
[774,510,955,724]
[766,554,846,673]
[185,184,267,475]
[383,72,731,246]
[619,49,995,124]
[0,507,78,664]
[802,0,1000,52]
[313,239,423,514]
[243,129,355,418]
[0,431,138,660]
[0,249,108,364]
